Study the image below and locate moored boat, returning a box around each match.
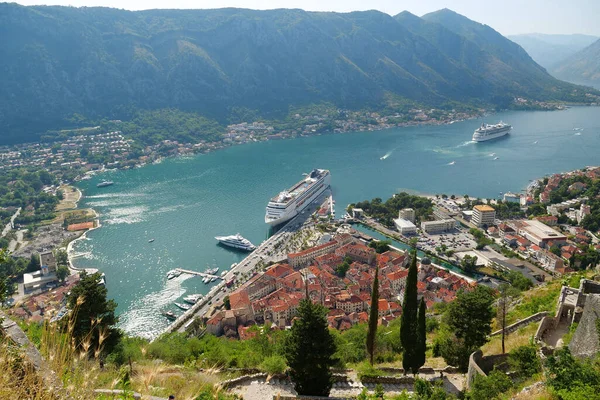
[174,302,191,311]
[162,310,177,321]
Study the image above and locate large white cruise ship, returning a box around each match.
[215,234,256,251]
[472,121,512,142]
[265,169,331,226]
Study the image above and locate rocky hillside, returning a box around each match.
[508,33,598,70]
[552,38,600,88]
[0,4,596,144]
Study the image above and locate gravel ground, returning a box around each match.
[229,373,465,400]
[13,223,82,258]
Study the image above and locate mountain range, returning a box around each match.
[508,33,598,70]
[552,39,600,89]
[0,4,597,144]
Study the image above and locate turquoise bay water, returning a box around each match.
[72,107,600,338]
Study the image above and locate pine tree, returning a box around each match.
[67,271,120,355]
[415,297,427,373]
[400,251,419,373]
[366,265,379,365]
[284,297,337,396]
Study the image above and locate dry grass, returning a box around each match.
[56,185,81,211]
[481,323,539,356]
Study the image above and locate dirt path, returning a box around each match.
[1,207,21,237]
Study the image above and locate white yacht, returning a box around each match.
[183,294,203,304]
[472,122,512,142]
[174,302,191,311]
[215,234,256,251]
[265,169,331,226]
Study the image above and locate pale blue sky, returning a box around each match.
[13,0,600,36]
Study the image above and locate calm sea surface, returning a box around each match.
[72,106,600,338]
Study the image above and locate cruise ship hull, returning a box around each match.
[472,129,510,142]
[265,170,331,226]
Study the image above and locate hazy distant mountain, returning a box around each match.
[552,39,600,88]
[508,33,598,69]
[0,4,596,144]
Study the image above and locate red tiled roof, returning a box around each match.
[288,240,337,258]
[265,263,294,279]
[229,290,250,310]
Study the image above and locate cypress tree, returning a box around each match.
[366,265,379,365]
[400,251,419,373]
[284,298,337,396]
[415,297,427,373]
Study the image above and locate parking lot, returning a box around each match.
[417,228,478,254]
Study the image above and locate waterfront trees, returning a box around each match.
[284,297,337,396]
[353,192,433,227]
[366,266,379,365]
[400,252,419,373]
[368,240,391,254]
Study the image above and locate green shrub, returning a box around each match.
[467,369,513,400]
[356,361,385,381]
[508,345,540,378]
[260,355,287,375]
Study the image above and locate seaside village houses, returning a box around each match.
[206,233,473,337]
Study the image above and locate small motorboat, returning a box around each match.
[162,311,177,321]
[166,270,181,280]
[148,238,155,243]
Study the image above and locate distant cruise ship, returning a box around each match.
[472,122,512,142]
[265,169,331,226]
[215,234,256,251]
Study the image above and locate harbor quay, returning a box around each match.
[159,191,332,337]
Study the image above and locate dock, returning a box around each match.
[154,190,331,340]
[175,268,222,280]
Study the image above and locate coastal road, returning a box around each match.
[1,207,21,238]
[170,192,330,335]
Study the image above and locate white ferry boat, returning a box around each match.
[472,122,512,142]
[265,169,331,226]
[215,234,256,251]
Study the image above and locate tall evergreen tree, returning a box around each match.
[366,265,380,365]
[284,297,337,396]
[67,271,120,355]
[415,297,427,373]
[400,251,419,373]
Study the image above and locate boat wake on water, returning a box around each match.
[456,140,475,148]
[448,161,456,166]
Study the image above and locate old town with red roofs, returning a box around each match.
[206,233,473,339]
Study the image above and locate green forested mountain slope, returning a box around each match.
[0,4,595,144]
